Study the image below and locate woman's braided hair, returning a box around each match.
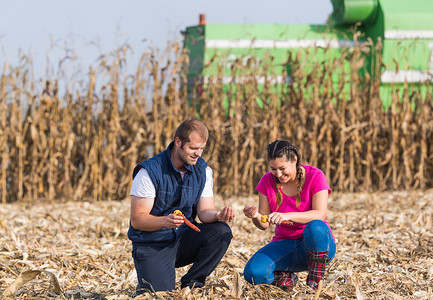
[267,140,304,208]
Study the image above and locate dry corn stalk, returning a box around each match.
[0,40,432,203]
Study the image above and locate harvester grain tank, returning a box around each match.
[182,0,433,107]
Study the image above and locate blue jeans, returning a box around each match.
[244,220,336,285]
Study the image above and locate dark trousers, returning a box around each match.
[132,221,233,293]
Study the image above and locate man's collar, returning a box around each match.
[184,164,194,172]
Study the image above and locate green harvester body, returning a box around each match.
[182,0,433,107]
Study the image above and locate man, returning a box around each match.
[128,117,235,294]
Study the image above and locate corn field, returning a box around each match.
[1,39,433,300]
[1,39,433,203]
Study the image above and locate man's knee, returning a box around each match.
[215,221,233,241]
[203,221,233,244]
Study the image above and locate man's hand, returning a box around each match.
[216,206,235,222]
[165,213,186,228]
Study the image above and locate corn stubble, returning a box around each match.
[1,191,432,298]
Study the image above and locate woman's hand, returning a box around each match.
[243,205,259,219]
[268,212,293,225]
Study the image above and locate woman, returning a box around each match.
[243,140,336,292]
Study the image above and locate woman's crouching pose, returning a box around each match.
[243,140,336,292]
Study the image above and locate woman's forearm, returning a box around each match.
[285,210,326,224]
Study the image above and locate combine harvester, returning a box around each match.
[182,0,433,107]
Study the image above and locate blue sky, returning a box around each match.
[0,0,333,78]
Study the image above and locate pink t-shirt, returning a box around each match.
[256,165,333,241]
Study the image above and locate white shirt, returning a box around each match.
[130,166,214,198]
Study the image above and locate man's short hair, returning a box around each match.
[174,118,209,147]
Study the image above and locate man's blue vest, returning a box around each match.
[128,142,208,244]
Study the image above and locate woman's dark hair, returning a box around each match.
[267,140,304,208]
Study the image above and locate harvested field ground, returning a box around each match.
[1,190,433,299]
